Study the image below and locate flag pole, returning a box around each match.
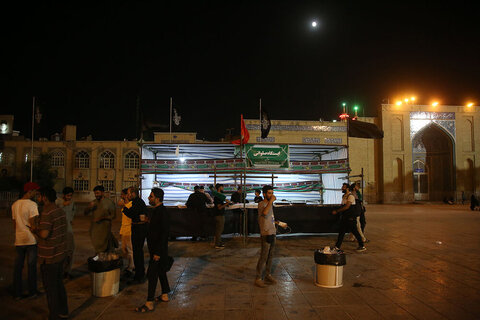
[169,97,172,143]
[259,98,262,129]
[30,96,35,182]
[239,116,243,240]
[347,117,350,183]
[242,115,248,244]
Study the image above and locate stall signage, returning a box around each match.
[245,144,289,168]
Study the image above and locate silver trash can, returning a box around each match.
[91,268,120,297]
[88,257,123,297]
[314,250,346,288]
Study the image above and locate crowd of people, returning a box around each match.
[12,179,370,317]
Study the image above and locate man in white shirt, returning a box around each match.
[12,182,40,300]
[332,184,366,252]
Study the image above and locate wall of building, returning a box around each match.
[154,132,197,143]
[0,138,140,203]
[348,117,381,203]
[380,104,480,203]
[245,118,379,203]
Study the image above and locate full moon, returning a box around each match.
[311,21,317,27]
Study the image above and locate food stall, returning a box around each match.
[140,143,349,236]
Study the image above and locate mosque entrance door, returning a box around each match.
[413,160,429,200]
[412,124,454,201]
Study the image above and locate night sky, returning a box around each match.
[3,1,479,140]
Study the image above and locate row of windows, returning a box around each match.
[73,180,136,192]
[75,150,139,169]
[0,150,140,169]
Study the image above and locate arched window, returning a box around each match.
[75,151,90,169]
[0,150,15,166]
[413,160,427,173]
[50,150,65,167]
[24,151,40,163]
[99,150,115,169]
[124,151,139,169]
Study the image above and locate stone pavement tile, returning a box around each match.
[224,308,255,320]
[225,283,252,297]
[277,292,312,308]
[369,304,415,320]
[274,281,302,296]
[3,300,48,320]
[252,283,277,295]
[394,299,448,320]
[349,287,392,305]
[328,289,367,306]
[314,306,353,320]
[381,288,418,305]
[167,292,197,309]
[293,279,319,293]
[254,307,288,320]
[195,293,225,310]
[225,294,252,309]
[303,292,339,307]
[252,293,283,309]
[192,309,224,320]
[441,297,480,318]
[283,306,321,320]
[158,310,196,320]
[273,267,295,280]
[342,305,383,320]
[427,301,479,320]
[404,285,453,305]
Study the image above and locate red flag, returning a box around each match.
[231,114,250,145]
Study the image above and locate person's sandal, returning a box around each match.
[155,294,169,302]
[135,304,154,312]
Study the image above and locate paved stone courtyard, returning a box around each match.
[1,204,480,319]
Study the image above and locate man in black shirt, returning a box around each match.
[186,186,210,241]
[230,186,248,235]
[186,186,210,211]
[135,188,170,313]
[213,184,230,249]
[254,189,263,203]
[123,187,148,284]
[230,186,248,203]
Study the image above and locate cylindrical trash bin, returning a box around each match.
[88,257,123,297]
[314,250,346,288]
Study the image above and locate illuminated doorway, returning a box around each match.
[412,124,454,201]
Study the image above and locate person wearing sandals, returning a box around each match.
[135,187,170,313]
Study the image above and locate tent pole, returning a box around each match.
[361,167,364,201]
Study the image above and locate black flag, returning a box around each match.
[260,108,271,139]
[173,107,181,127]
[348,119,384,139]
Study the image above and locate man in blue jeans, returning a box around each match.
[255,185,288,288]
[12,182,40,300]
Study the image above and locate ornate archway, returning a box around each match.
[412,124,454,201]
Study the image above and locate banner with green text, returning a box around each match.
[245,144,289,168]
